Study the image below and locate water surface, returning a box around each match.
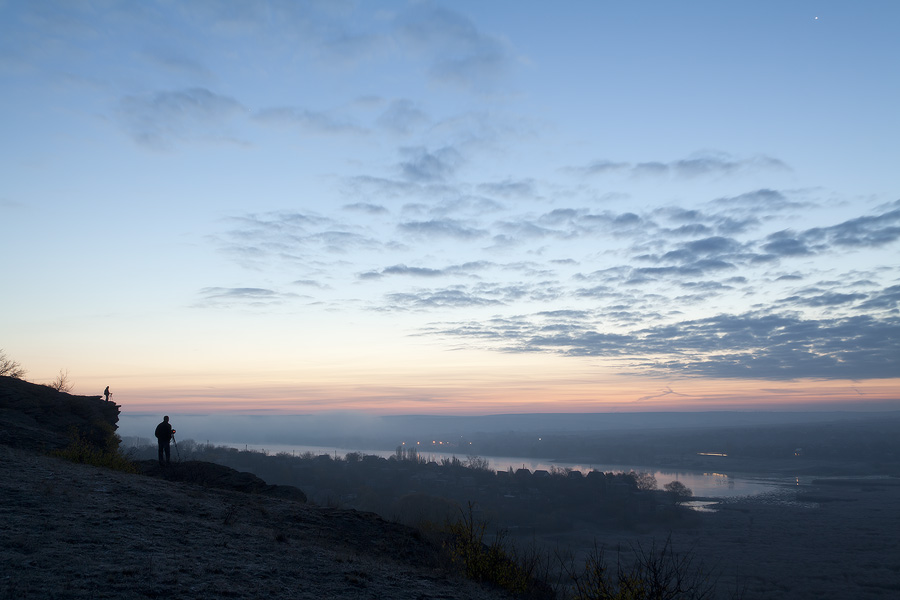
[215,442,786,499]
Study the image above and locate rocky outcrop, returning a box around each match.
[0,375,119,452]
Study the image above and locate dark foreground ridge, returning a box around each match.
[0,376,511,600]
[0,446,510,600]
[135,460,308,503]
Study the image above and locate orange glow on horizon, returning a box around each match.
[112,374,900,415]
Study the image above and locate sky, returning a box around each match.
[2,1,898,417]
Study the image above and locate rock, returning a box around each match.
[0,375,119,452]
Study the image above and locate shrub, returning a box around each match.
[51,429,137,474]
[567,536,717,600]
[442,502,552,598]
[664,481,693,502]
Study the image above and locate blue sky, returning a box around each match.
[2,1,898,414]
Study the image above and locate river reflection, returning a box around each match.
[218,441,788,499]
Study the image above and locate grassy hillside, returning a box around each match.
[0,375,521,599]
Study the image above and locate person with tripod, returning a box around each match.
[154,416,176,466]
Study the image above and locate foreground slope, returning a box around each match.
[0,445,511,600]
[0,376,511,599]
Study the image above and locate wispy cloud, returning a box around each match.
[398,218,487,239]
[116,88,247,149]
[253,106,365,135]
[575,153,789,180]
[398,146,464,182]
[195,287,299,308]
[395,4,515,92]
[360,261,494,281]
[386,288,505,310]
[377,99,429,135]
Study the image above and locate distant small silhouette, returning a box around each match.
[103,386,111,402]
[154,416,175,466]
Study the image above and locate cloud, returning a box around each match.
[632,260,736,280]
[216,211,387,269]
[377,99,429,135]
[377,264,445,278]
[683,236,742,255]
[379,279,563,311]
[761,232,813,257]
[253,106,364,135]
[637,386,690,403]
[360,261,494,280]
[582,160,630,176]
[342,202,389,215]
[636,313,899,380]
[292,279,330,289]
[343,175,423,199]
[398,218,487,239]
[431,307,900,380]
[477,178,536,198]
[712,188,806,212]
[755,204,900,261]
[803,206,900,249]
[395,4,514,92]
[856,285,900,311]
[574,154,789,180]
[320,30,390,66]
[398,146,464,182]
[196,287,299,308]
[144,51,212,79]
[116,88,248,148]
[779,291,868,308]
[386,288,504,310]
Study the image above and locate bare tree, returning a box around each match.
[49,369,74,393]
[567,536,717,600]
[0,349,26,379]
[464,455,491,471]
[630,470,659,491]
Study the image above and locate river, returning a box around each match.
[213,441,789,499]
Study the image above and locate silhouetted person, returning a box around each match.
[103,386,111,402]
[155,416,175,466]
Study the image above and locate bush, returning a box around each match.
[567,536,717,600]
[51,429,137,474]
[664,481,693,502]
[442,502,553,598]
